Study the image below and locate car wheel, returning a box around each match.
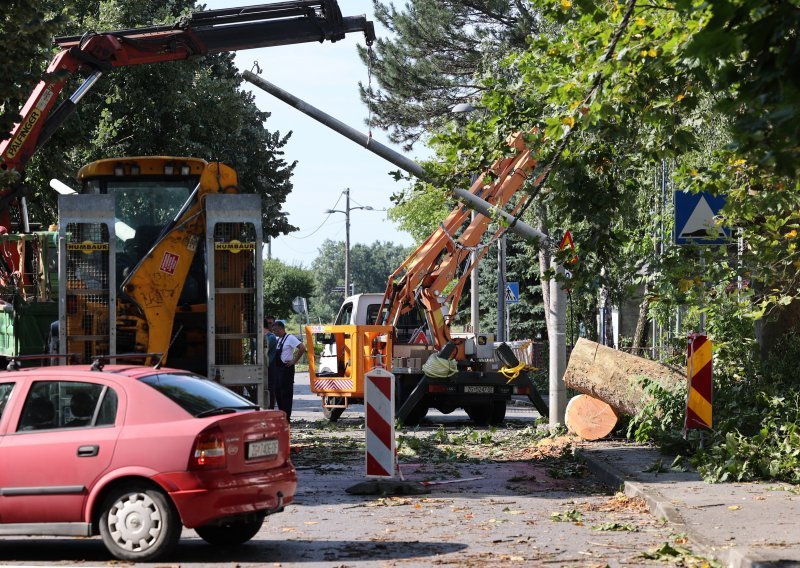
[98,483,182,561]
[322,397,345,422]
[195,514,265,546]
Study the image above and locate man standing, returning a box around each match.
[264,316,278,409]
[270,320,306,420]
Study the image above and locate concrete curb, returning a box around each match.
[575,448,776,568]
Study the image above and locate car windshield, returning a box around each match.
[139,373,257,417]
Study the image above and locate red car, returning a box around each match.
[0,363,296,561]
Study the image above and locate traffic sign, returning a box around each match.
[674,191,730,245]
[559,230,578,265]
[505,282,519,304]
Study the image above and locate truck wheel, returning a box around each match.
[322,397,345,422]
[465,404,492,426]
[195,514,265,546]
[490,401,507,425]
[400,402,428,427]
[98,483,181,561]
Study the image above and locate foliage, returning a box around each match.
[359,0,540,149]
[0,1,66,141]
[309,239,411,323]
[376,0,800,484]
[262,259,314,321]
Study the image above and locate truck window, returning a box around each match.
[335,302,353,325]
[366,304,381,325]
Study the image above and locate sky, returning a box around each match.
[203,0,422,267]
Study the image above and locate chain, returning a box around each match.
[366,44,375,144]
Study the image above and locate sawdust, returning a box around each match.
[581,493,650,513]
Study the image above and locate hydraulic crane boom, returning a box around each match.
[379,131,544,353]
[0,0,374,179]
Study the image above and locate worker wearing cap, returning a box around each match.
[270,320,305,420]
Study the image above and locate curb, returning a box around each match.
[575,448,773,568]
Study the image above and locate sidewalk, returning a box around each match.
[576,441,800,568]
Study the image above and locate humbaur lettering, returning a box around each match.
[214,240,255,253]
[67,241,109,253]
[6,109,42,159]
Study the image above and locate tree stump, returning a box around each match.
[565,394,619,440]
[563,338,685,417]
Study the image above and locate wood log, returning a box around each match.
[565,394,619,441]
[563,338,685,417]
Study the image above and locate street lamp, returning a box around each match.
[325,187,374,298]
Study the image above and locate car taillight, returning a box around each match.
[190,428,226,469]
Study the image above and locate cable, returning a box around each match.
[422,353,457,378]
[286,191,346,240]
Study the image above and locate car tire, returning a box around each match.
[322,397,345,422]
[195,514,265,546]
[98,483,182,561]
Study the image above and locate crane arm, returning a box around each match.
[0,0,375,175]
[380,131,543,349]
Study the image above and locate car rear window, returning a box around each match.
[139,373,256,416]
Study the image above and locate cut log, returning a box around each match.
[563,338,685,417]
[565,394,619,441]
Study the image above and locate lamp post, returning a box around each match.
[325,188,374,298]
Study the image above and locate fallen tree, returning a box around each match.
[563,338,686,417]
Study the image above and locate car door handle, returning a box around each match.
[77,445,99,457]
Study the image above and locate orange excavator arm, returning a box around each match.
[379,131,543,350]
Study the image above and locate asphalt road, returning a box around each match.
[0,373,709,567]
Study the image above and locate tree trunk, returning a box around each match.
[565,394,619,440]
[563,338,685,417]
[631,283,650,355]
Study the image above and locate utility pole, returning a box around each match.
[344,188,351,299]
[325,188,374,298]
[470,211,480,335]
[496,234,506,342]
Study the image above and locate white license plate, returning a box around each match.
[464,385,495,394]
[247,439,279,459]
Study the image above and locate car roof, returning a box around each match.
[3,364,190,380]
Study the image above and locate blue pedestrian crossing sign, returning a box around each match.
[505,282,519,304]
[674,190,730,245]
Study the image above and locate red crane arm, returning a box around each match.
[0,0,375,175]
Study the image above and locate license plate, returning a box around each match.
[247,439,279,460]
[463,385,495,394]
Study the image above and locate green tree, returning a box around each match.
[0,1,66,186]
[262,259,314,320]
[309,239,410,323]
[359,0,539,149]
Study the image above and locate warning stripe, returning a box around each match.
[365,370,395,478]
[313,379,354,392]
[686,335,712,430]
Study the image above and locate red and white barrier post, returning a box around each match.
[364,366,395,478]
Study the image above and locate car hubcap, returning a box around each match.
[108,492,162,551]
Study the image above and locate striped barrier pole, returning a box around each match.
[684,333,712,433]
[364,366,396,478]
